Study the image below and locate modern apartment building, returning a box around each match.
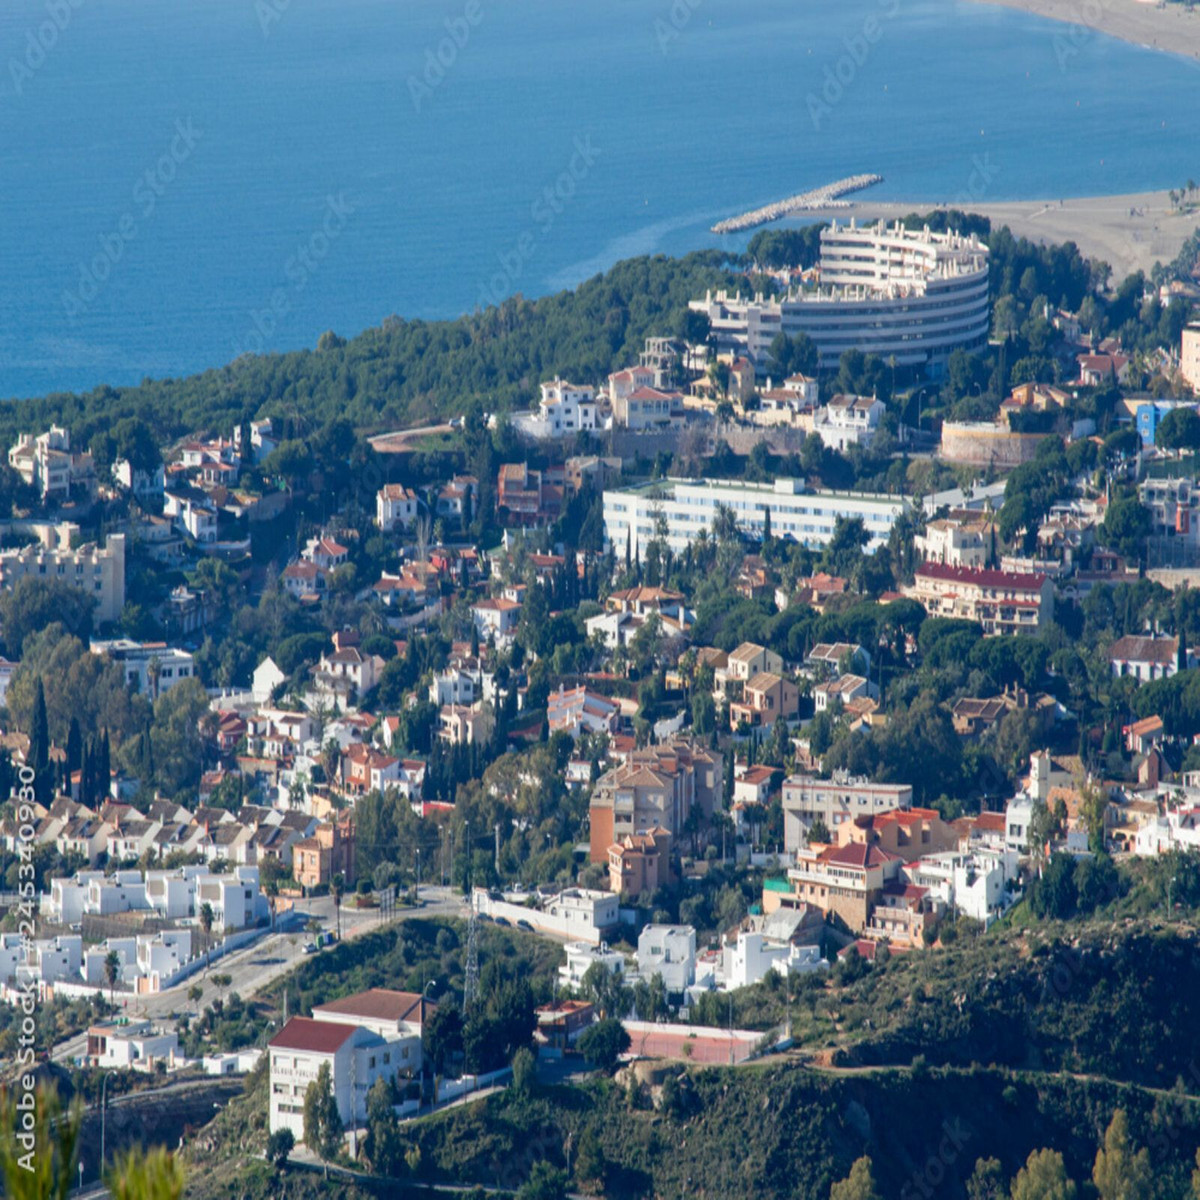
[588,738,722,862]
[903,563,1053,635]
[0,526,125,623]
[782,773,913,848]
[602,477,908,559]
[690,220,990,374]
[90,639,196,699]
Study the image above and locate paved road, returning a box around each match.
[52,888,467,1059]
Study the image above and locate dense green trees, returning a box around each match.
[302,1062,344,1159]
[0,577,95,657]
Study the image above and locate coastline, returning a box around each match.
[965,0,1200,61]
[794,189,1198,279]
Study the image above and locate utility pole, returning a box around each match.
[415,847,421,906]
[494,823,501,879]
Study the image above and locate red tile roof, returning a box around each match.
[915,562,1047,591]
[269,1017,358,1054]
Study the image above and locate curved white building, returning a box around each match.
[692,219,990,375]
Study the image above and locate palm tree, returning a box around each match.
[198,902,214,973]
[331,873,344,941]
[104,950,121,1006]
[187,984,203,1016]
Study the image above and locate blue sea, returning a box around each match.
[1,0,1199,400]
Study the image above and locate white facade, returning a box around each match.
[1005,796,1037,854]
[637,924,696,994]
[904,849,1020,925]
[86,1018,178,1072]
[691,221,990,373]
[558,941,627,990]
[514,379,599,439]
[603,477,908,559]
[472,887,619,945]
[723,932,826,990]
[376,484,419,532]
[811,395,885,451]
[91,639,196,698]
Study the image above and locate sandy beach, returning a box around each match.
[968,0,1200,60]
[799,190,1197,279]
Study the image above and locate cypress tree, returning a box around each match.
[99,730,111,800]
[80,743,93,808]
[66,718,82,777]
[30,678,49,773]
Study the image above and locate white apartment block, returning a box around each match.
[269,989,429,1141]
[782,773,913,849]
[376,484,419,532]
[603,477,907,559]
[0,526,125,623]
[1182,323,1200,394]
[915,517,993,568]
[91,639,196,699]
[8,426,94,502]
[691,221,990,373]
[636,924,696,994]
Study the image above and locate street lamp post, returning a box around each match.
[100,1072,110,1175]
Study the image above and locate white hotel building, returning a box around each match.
[691,220,990,375]
[602,477,908,558]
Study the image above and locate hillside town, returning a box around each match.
[4,216,1200,1196]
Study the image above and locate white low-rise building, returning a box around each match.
[91,639,196,699]
[637,924,696,995]
[603,477,908,559]
[558,941,627,991]
[904,849,1020,926]
[723,932,826,990]
[86,1018,179,1072]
